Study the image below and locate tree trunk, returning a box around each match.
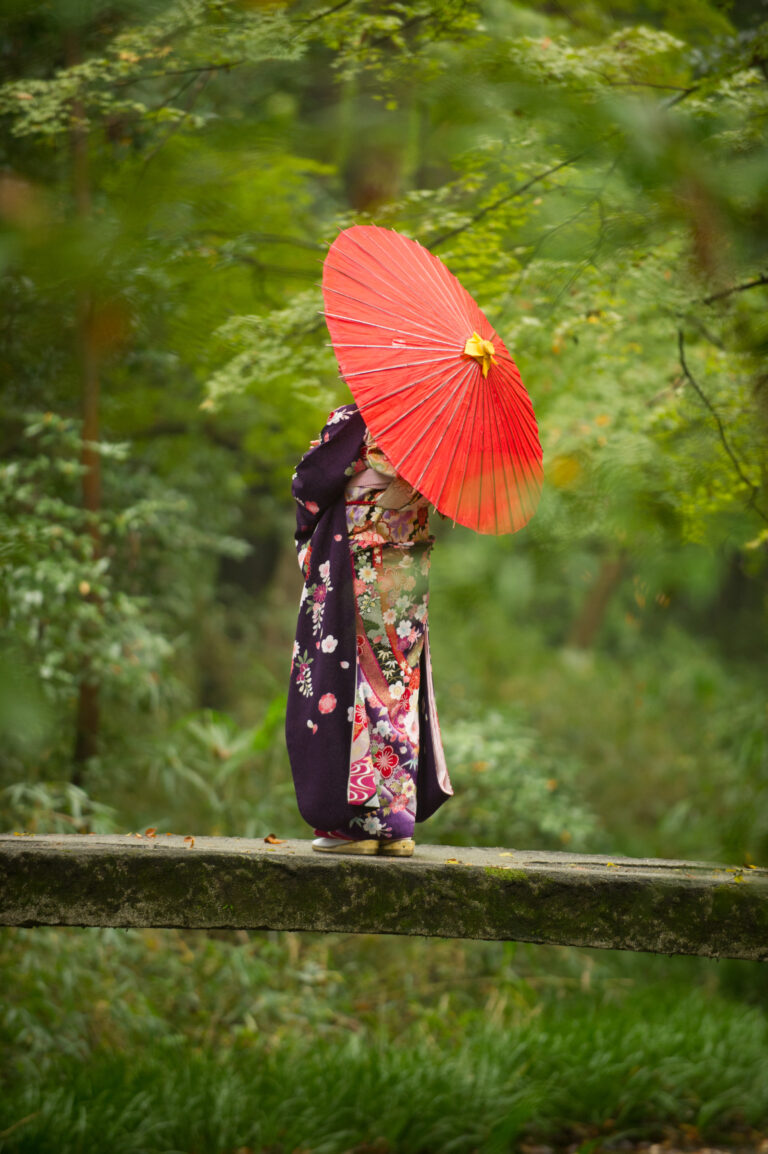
[567,556,627,650]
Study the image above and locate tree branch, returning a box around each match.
[197,230,325,253]
[297,0,356,28]
[427,150,593,250]
[703,273,768,305]
[136,72,211,182]
[677,329,768,527]
[111,63,241,88]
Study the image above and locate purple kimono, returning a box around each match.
[286,404,452,837]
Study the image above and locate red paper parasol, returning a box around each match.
[322,224,543,535]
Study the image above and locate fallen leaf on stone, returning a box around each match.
[145,828,157,838]
[499,852,515,857]
[445,858,460,865]
[184,836,195,849]
[264,834,284,845]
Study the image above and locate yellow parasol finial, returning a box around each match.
[463,331,498,378]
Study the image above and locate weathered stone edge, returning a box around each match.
[1,836,766,960]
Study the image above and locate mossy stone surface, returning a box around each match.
[1,835,766,961]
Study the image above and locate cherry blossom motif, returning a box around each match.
[319,561,331,581]
[373,745,398,777]
[327,408,351,425]
[295,652,313,698]
[321,635,338,653]
[305,500,320,514]
[318,693,337,714]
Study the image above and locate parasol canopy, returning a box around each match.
[321,224,543,535]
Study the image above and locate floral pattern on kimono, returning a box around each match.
[285,404,452,834]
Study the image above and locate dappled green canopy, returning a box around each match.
[2,2,768,1149]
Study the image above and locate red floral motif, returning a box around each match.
[318,693,337,714]
[373,745,398,777]
[313,585,327,603]
[305,500,320,514]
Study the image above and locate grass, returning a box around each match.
[2,930,768,1154]
[2,987,767,1153]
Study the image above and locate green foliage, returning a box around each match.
[434,710,597,849]
[1,927,767,1153]
[0,411,247,823]
[141,700,293,836]
[1,0,768,1146]
[0,781,116,835]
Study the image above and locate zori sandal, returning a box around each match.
[378,838,415,857]
[311,836,379,855]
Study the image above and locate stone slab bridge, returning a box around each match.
[1,834,766,961]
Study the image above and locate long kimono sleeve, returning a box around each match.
[291,406,367,576]
[285,405,367,829]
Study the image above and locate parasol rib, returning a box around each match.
[383,364,476,480]
[346,229,470,338]
[405,362,477,492]
[328,238,464,331]
[320,275,463,343]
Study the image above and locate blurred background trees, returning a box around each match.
[2,3,768,1150]
[2,0,765,861]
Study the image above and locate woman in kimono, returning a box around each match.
[286,403,452,856]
